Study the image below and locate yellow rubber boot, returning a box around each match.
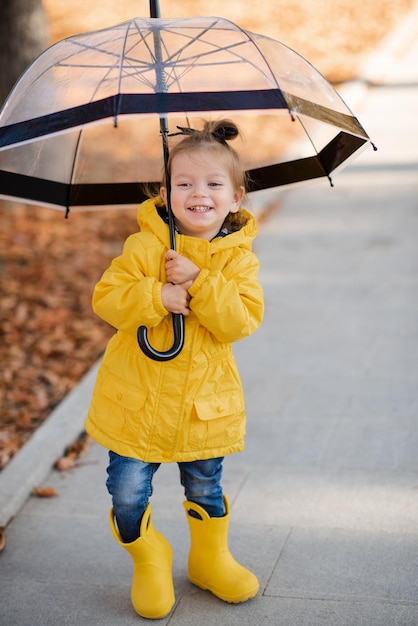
[109,504,175,619]
[183,495,259,603]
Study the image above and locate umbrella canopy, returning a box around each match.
[0,16,373,214]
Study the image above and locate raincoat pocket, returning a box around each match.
[102,374,147,412]
[189,389,245,451]
[193,390,244,421]
[91,372,149,442]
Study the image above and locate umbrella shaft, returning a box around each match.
[161,122,176,251]
[149,0,175,251]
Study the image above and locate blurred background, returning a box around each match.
[0,0,414,468]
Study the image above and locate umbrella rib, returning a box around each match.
[162,39,274,89]
[129,20,220,91]
[122,21,247,100]
[66,129,83,216]
[230,23,286,94]
[54,44,256,77]
[160,25,285,88]
[113,22,134,123]
[55,27,157,91]
[133,19,271,91]
[293,114,331,180]
[56,35,127,68]
[129,24,169,90]
[50,18,273,89]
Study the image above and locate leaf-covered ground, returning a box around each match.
[0,0,414,469]
[0,205,138,468]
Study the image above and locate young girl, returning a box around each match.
[85,119,264,619]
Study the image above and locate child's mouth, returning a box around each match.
[189,206,212,213]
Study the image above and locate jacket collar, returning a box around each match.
[137,197,258,251]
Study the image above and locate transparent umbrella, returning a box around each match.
[0,3,374,359]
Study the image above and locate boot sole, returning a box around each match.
[133,598,175,620]
[189,578,259,603]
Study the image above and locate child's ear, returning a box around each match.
[160,187,167,204]
[231,186,245,213]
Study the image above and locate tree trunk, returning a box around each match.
[0,0,48,105]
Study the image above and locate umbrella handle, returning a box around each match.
[137,313,185,361]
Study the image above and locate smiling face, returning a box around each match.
[160,148,245,241]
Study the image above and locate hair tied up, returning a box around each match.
[211,124,238,144]
[169,123,238,145]
[169,126,196,137]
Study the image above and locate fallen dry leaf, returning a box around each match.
[64,432,93,459]
[55,456,76,471]
[54,432,93,471]
[33,486,59,498]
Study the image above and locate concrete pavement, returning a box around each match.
[1,6,418,625]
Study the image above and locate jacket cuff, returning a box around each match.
[188,268,209,297]
[152,282,169,317]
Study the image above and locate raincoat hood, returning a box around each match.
[137,197,258,250]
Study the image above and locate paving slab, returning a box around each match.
[267,527,418,602]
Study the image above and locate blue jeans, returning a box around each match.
[106,451,225,543]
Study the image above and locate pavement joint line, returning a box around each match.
[1,5,418,531]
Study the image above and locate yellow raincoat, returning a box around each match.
[85,198,264,462]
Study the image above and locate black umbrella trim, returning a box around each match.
[0,170,147,207]
[0,132,367,208]
[248,132,368,190]
[0,90,288,148]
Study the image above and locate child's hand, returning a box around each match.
[162,281,193,316]
[165,250,200,285]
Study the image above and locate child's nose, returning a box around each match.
[193,182,207,196]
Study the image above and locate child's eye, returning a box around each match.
[209,182,222,187]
